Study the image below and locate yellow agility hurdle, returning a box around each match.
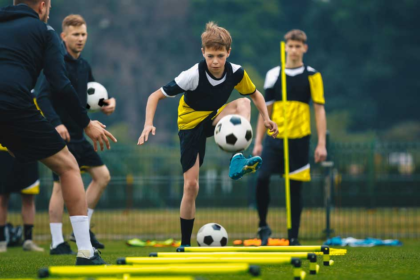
[177,245,335,266]
[38,264,260,278]
[7,278,199,280]
[145,252,319,275]
[118,256,310,276]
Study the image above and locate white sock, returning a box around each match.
[87,208,94,226]
[70,216,93,257]
[50,223,64,248]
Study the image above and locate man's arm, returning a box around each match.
[314,103,327,162]
[137,89,167,145]
[249,90,278,138]
[253,105,273,156]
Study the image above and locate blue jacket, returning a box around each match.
[0,4,90,128]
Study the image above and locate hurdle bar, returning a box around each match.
[146,252,319,275]
[118,256,308,277]
[177,245,334,266]
[38,264,260,278]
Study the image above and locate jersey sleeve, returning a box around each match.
[35,72,62,127]
[161,64,199,98]
[88,64,95,83]
[263,66,280,106]
[234,69,257,95]
[308,71,325,104]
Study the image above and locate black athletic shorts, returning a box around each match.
[52,138,104,182]
[258,135,311,182]
[0,151,40,195]
[0,107,66,163]
[178,112,217,173]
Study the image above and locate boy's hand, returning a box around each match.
[84,120,117,151]
[55,124,70,142]
[314,145,327,163]
[252,143,263,156]
[101,98,116,116]
[137,125,156,145]
[264,120,278,138]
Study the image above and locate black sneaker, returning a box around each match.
[50,241,76,255]
[70,230,105,249]
[258,225,272,246]
[75,249,107,265]
[89,230,105,249]
[289,238,301,246]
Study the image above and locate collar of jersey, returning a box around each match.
[284,65,305,77]
[205,71,227,87]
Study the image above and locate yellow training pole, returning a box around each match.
[97,278,196,280]
[178,245,323,252]
[150,252,311,258]
[281,41,292,232]
[38,264,260,278]
[120,256,292,265]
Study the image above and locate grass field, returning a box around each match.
[1,240,420,280]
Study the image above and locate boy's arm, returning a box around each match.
[314,103,327,162]
[137,89,167,145]
[249,90,278,138]
[253,104,273,156]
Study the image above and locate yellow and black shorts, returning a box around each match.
[258,135,311,182]
[0,151,40,195]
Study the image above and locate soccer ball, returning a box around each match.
[214,114,253,153]
[87,82,108,112]
[197,223,228,247]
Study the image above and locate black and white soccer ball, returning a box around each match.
[196,223,228,247]
[214,114,253,153]
[87,82,108,112]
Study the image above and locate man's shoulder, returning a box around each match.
[264,66,280,89]
[306,65,320,74]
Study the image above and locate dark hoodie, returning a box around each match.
[0,4,90,129]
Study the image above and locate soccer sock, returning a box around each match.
[87,208,94,226]
[180,217,195,246]
[70,216,93,257]
[256,176,270,227]
[23,224,33,241]
[289,180,303,240]
[50,223,64,248]
[0,225,5,242]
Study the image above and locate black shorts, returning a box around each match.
[178,112,216,173]
[52,138,104,181]
[0,107,66,163]
[0,151,40,195]
[258,135,311,182]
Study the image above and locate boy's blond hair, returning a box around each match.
[201,22,232,51]
[284,29,307,44]
[62,14,86,32]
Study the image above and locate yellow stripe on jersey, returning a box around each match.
[0,144,7,152]
[234,70,256,95]
[33,97,44,116]
[20,180,40,195]
[288,164,311,182]
[268,101,311,139]
[177,96,226,130]
[308,72,325,104]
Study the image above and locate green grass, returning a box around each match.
[1,240,420,280]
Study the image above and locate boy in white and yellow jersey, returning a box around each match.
[138,22,278,247]
[253,30,328,246]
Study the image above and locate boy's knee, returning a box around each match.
[184,179,199,197]
[92,167,111,189]
[238,97,250,107]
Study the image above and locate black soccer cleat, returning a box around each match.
[70,230,105,249]
[76,249,107,265]
[50,241,76,255]
[289,238,301,246]
[257,225,272,246]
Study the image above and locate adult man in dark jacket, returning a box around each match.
[0,0,116,264]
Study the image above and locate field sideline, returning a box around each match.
[1,240,420,280]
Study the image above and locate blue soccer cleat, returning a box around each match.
[229,153,262,180]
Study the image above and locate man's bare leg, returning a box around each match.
[21,194,44,251]
[86,165,110,223]
[49,182,65,249]
[41,147,93,258]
